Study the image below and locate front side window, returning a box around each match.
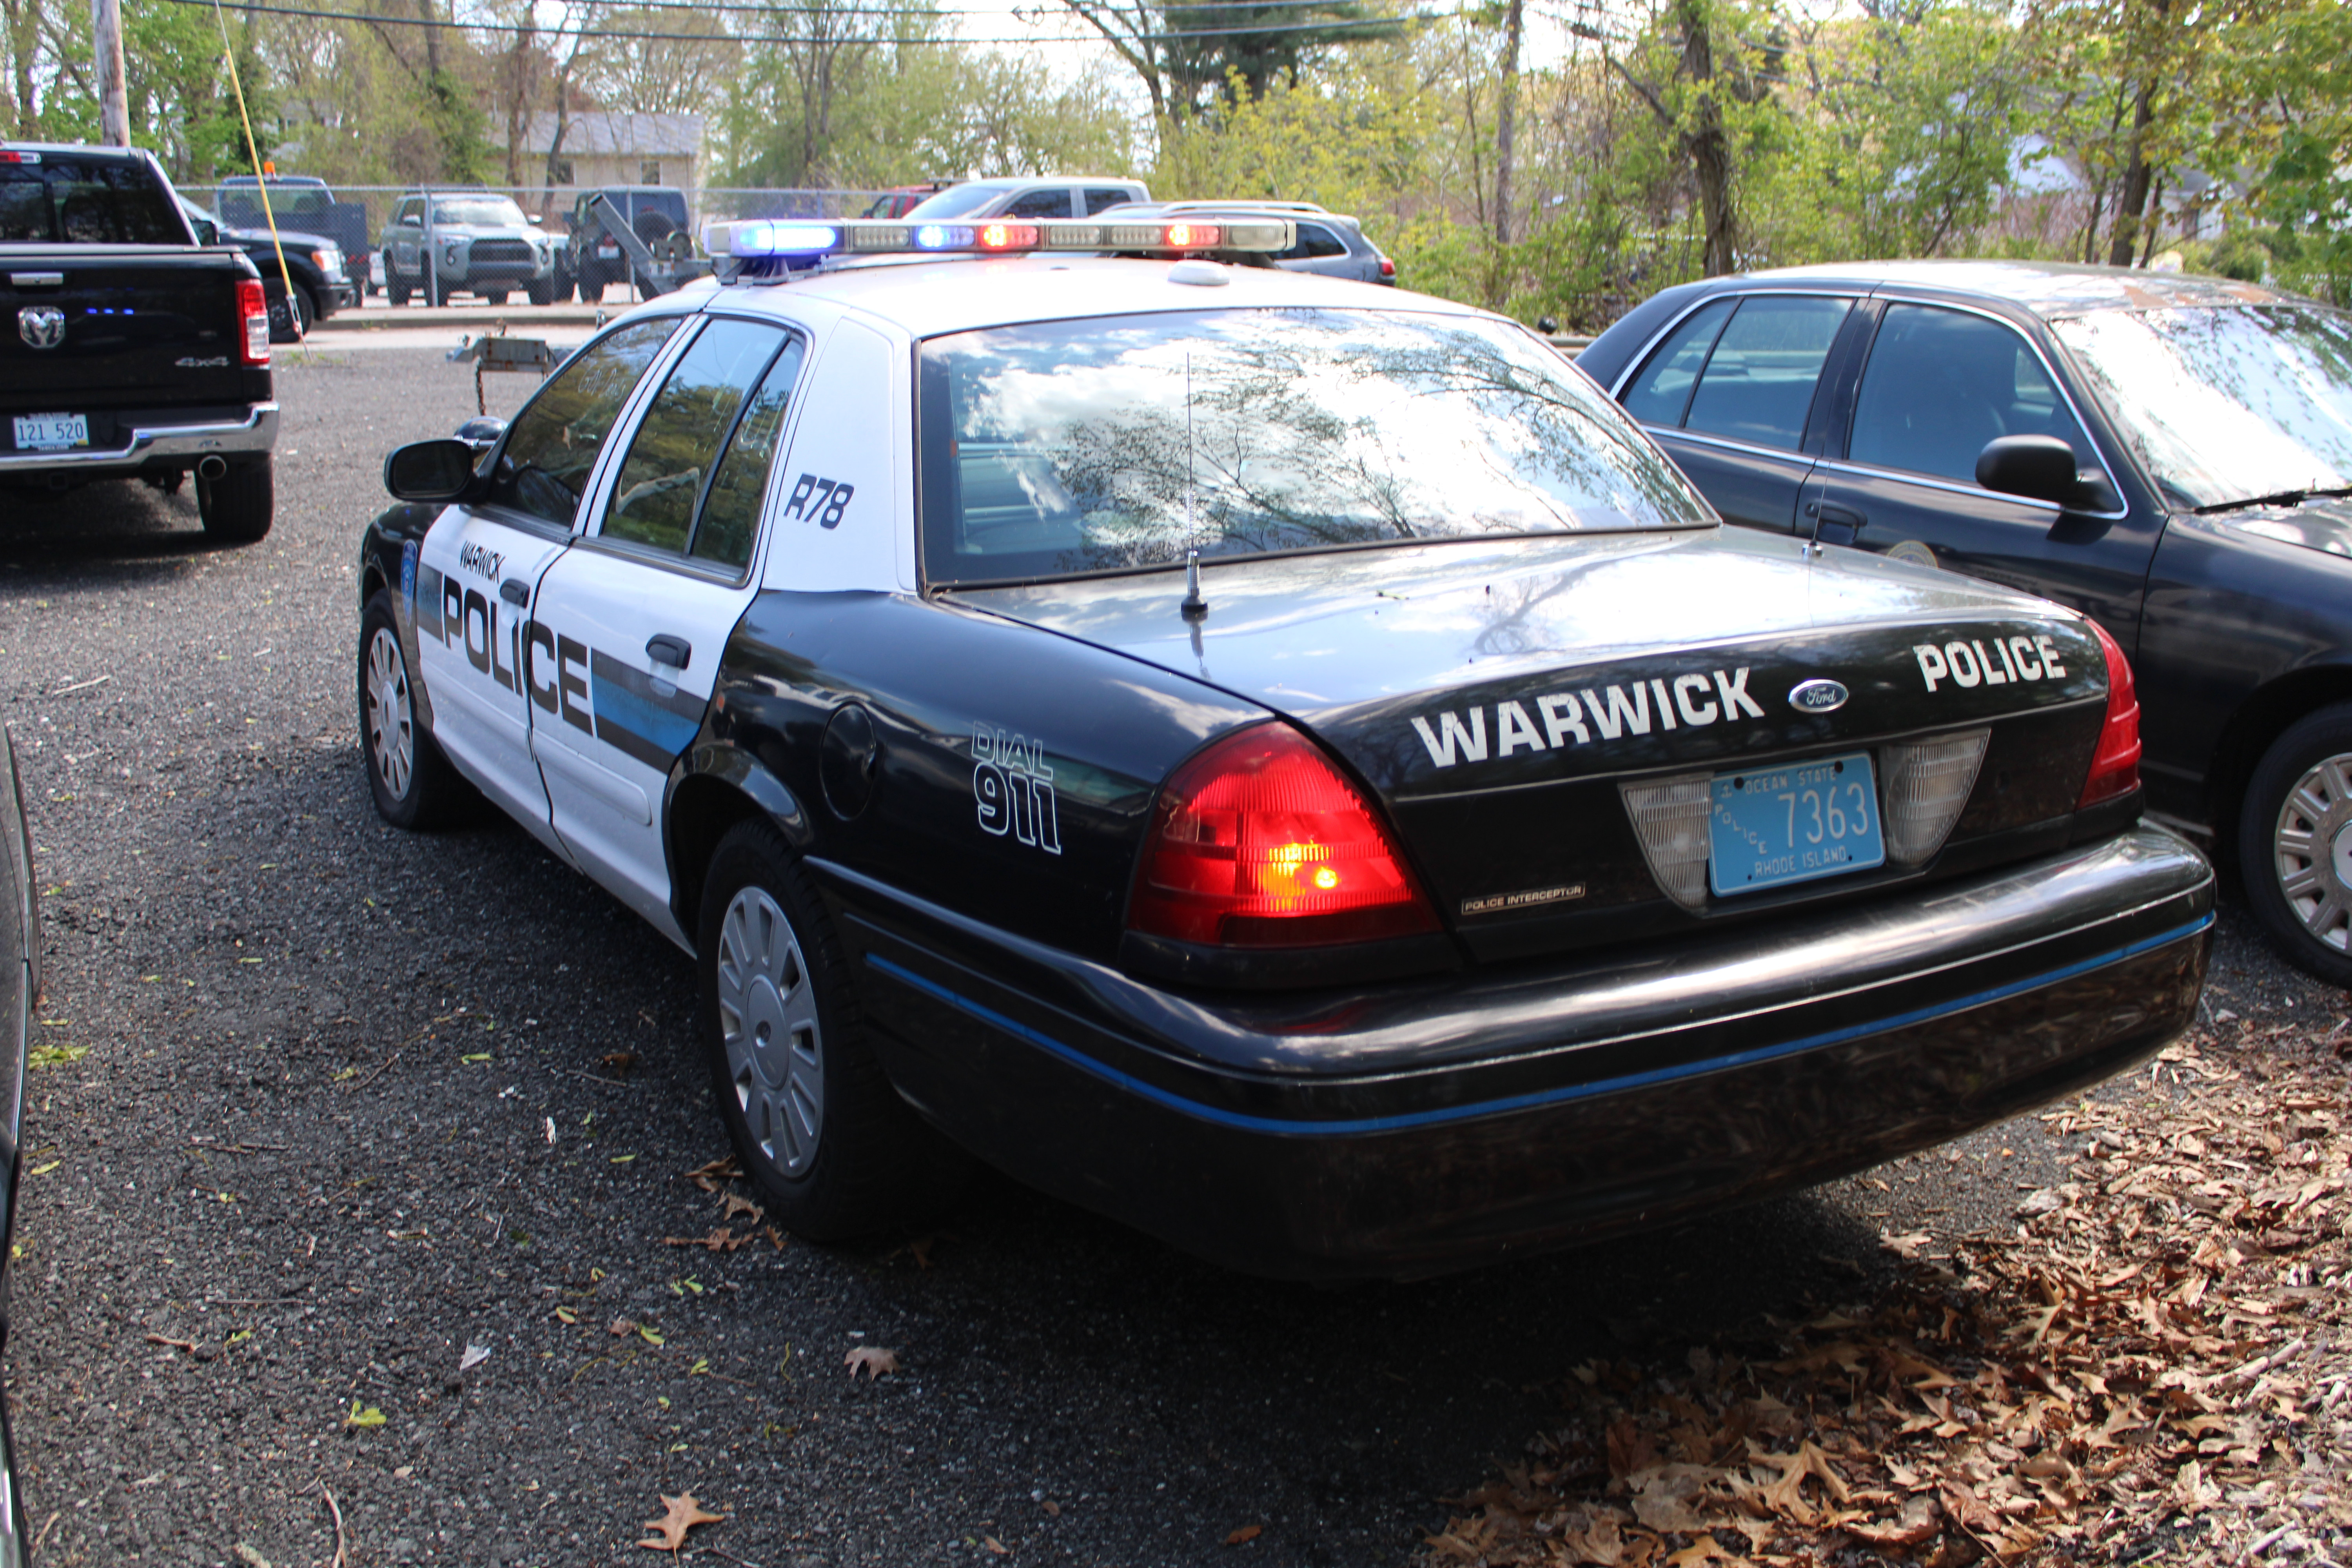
[1681,295,1851,451]
[604,317,799,564]
[1084,187,1136,216]
[2051,304,2352,510]
[1849,304,2094,484]
[483,319,682,529]
[394,199,422,226]
[918,307,1712,586]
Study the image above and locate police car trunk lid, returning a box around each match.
[957,529,2116,953]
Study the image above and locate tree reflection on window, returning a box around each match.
[919,308,1710,586]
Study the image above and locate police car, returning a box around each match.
[357,216,2214,1280]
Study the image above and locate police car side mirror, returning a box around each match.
[453,415,507,453]
[1976,435,2079,508]
[384,439,480,503]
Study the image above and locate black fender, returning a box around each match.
[666,738,814,946]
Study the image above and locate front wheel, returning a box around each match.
[697,822,970,1241]
[196,457,272,543]
[526,276,554,305]
[359,590,472,829]
[386,258,410,307]
[2240,702,2352,989]
[482,288,508,305]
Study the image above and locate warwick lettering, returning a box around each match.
[1411,668,1767,769]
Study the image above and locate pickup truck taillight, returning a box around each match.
[236,278,270,365]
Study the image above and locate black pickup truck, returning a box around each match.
[0,142,278,542]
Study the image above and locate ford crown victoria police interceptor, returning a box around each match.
[356,217,2213,1280]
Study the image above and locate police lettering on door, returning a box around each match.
[410,558,705,770]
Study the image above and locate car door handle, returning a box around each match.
[499,579,530,607]
[646,634,690,670]
[1806,502,1867,547]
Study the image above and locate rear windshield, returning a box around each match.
[918,307,1710,586]
[0,158,189,244]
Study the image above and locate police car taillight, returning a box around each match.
[1128,723,1438,949]
[236,277,269,366]
[2078,619,2142,808]
[700,216,1292,264]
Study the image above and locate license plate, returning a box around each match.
[597,242,619,257]
[13,412,88,451]
[1708,751,1885,897]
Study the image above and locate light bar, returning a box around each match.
[701,216,1295,263]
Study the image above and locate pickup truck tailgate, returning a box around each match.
[2,246,263,434]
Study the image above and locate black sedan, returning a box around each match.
[357,221,2210,1279]
[1581,263,2352,988]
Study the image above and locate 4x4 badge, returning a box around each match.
[17,306,64,350]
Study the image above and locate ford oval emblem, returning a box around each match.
[1789,678,1849,713]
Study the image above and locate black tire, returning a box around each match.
[577,271,606,303]
[482,288,508,305]
[196,457,272,544]
[265,283,315,343]
[527,276,554,306]
[358,590,472,829]
[2240,702,2352,990]
[697,821,971,1241]
[387,258,410,307]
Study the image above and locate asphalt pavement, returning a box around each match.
[0,341,2263,1566]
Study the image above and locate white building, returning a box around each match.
[522,112,705,191]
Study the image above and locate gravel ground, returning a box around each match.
[0,344,2302,1567]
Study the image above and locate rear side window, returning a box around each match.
[483,319,682,529]
[0,159,187,244]
[1681,296,1850,451]
[1084,187,1136,216]
[1619,298,1735,426]
[1005,188,1072,220]
[1282,223,1349,260]
[603,317,801,567]
[1848,304,2094,483]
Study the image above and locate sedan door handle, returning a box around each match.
[1806,502,1867,547]
[646,634,691,670]
[499,578,530,607]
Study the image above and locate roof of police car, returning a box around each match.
[670,252,1487,339]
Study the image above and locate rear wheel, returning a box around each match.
[386,257,410,306]
[196,457,272,543]
[697,821,970,1241]
[266,283,315,343]
[2240,702,2352,990]
[359,590,472,829]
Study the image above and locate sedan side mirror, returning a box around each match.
[1976,435,2081,507]
[384,438,481,503]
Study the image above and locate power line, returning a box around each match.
[162,0,1444,43]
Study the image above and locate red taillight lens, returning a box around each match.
[236,277,270,365]
[2078,619,2142,808]
[1378,257,1396,278]
[1129,723,1439,949]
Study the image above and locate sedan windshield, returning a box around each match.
[918,307,1710,586]
[2051,305,2352,510]
[431,198,528,227]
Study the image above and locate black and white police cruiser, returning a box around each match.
[358,215,2213,1280]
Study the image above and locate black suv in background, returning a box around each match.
[181,195,354,339]
[556,185,691,301]
[1580,261,2352,987]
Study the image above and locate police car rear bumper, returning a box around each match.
[832,824,2212,1281]
[0,403,278,475]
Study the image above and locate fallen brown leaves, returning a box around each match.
[1426,1030,2351,1566]
[637,1492,726,1552]
[845,1345,901,1380]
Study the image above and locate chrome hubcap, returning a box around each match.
[365,627,414,800]
[2273,751,2352,953]
[715,886,823,1178]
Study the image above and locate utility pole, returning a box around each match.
[93,0,130,145]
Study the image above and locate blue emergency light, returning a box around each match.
[699,216,1296,267]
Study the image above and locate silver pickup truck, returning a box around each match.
[0,141,278,543]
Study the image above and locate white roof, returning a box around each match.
[682,253,1483,339]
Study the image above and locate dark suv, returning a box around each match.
[557,186,691,301]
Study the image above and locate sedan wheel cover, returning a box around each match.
[2272,751,2352,953]
[716,886,823,1178]
[365,628,414,800]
